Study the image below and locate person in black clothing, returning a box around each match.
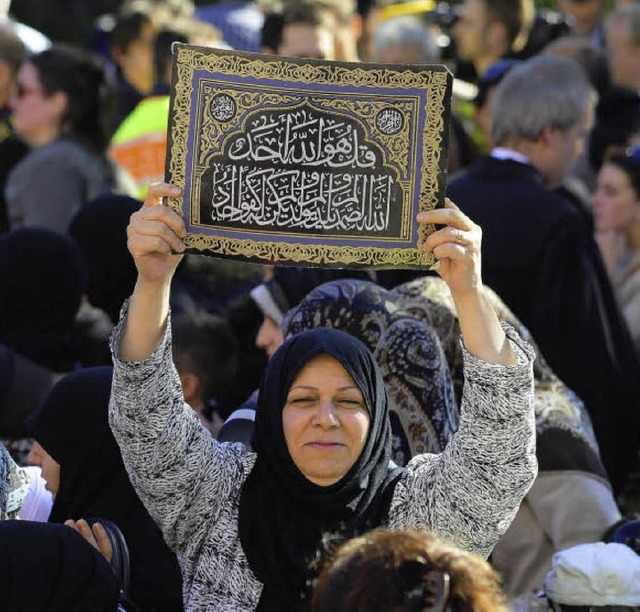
[0,521,121,612]
[448,55,640,494]
[27,367,184,612]
[0,23,27,234]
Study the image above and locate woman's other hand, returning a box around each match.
[121,182,186,361]
[65,519,113,564]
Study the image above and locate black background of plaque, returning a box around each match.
[198,105,404,239]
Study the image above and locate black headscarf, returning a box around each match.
[0,520,120,612]
[239,327,403,611]
[0,228,86,371]
[28,366,184,612]
[69,195,141,324]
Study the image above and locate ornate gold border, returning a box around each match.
[167,44,450,267]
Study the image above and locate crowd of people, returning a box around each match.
[1,0,640,610]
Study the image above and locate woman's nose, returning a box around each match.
[27,443,43,466]
[312,399,339,428]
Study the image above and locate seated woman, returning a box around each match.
[392,275,621,600]
[0,520,121,612]
[27,366,184,612]
[311,529,508,612]
[110,185,537,610]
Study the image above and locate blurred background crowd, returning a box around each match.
[1,0,640,610]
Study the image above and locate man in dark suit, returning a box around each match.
[448,55,640,493]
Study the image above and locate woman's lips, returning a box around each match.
[306,442,345,448]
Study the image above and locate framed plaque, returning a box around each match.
[166,43,452,269]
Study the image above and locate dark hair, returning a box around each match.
[172,312,240,417]
[154,27,189,87]
[30,46,111,153]
[261,11,285,53]
[485,0,535,52]
[261,2,333,53]
[588,86,640,171]
[605,151,640,200]
[110,9,153,55]
[311,529,508,612]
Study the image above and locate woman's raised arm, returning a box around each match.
[119,183,185,361]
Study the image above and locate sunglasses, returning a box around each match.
[14,83,45,99]
[399,558,452,612]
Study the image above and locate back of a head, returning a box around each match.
[261,1,334,54]
[110,5,153,56]
[172,311,241,416]
[154,26,189,87]
[30,45,110,153]
[491,54,595,147]
[371,15,440,63]
[588,86,640,170]
[69,194,141,324]
[0,521,119,612]
[311,529,508,612]
[0,228,86,368]
[542,34,610,96]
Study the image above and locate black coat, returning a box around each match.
[448,156,640,492]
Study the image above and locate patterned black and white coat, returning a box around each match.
[109,309,537,611]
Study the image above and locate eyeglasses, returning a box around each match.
[547,600,638,612]
[628,145,640,166]
[14,82,44,99]
[399,558,452,612]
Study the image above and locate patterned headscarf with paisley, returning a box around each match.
[283,279,458,466]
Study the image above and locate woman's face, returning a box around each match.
[9,63,65,146]
[282,354,370,486]
[592,163,640,232]
[27,441,61,497]
[256,316,285,360]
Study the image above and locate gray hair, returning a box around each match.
[606,4,640,46]
[0,24,25,76]
[491,55,596,146]
[371,16,440,63]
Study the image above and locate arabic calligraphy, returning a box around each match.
[199,103,403,236]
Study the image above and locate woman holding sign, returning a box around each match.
[108,183,536,610]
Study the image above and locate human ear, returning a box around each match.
[50,91,68,122]
[179,372,201,405]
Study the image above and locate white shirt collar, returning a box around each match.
[490,147,530,165]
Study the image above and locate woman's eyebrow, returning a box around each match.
[288,385,360,392]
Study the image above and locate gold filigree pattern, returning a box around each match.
[183,231,434,267]
[167,44,450,268]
